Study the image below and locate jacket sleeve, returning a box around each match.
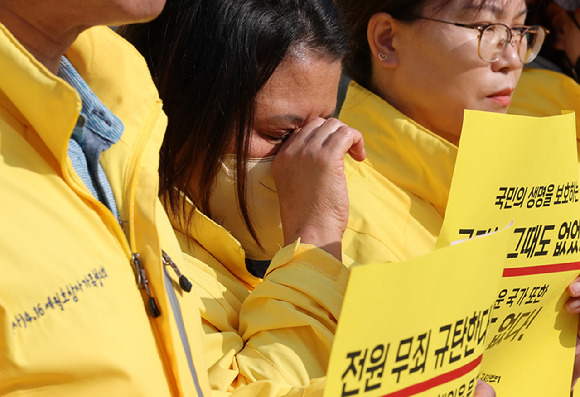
[180,238,349,396]
[234,240,349,389]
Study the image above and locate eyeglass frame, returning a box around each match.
[417,16,549,64]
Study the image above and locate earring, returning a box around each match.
[378,53,388,61]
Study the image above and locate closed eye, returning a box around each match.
[259,129,295,142]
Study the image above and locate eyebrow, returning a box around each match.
[270,110,337,124]
[460,3,527,19]
[270,114,305,124]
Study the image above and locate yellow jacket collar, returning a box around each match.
[340,81,457,216]
[0,23,162,178]
[0,22,80,169]
[169,195,262,288]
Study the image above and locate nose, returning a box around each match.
[491,37,521,72]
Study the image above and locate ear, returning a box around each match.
[367,12,398,67]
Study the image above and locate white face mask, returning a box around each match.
[208,154,284,260]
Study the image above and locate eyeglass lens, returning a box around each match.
[479,24,546,64]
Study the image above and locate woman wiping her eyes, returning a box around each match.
[121,0,369,393]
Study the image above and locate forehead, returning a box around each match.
[426,0,527,18]
[255,52,342,120]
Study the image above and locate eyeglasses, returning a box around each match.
[418,16,549,64]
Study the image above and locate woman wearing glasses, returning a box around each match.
[337,0,547,262]
[335,0,580,390]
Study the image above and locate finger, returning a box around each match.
[303,117,345,148]
[566,297,580,314]
[474,380,496,397]
[280,117,325,153]
[569,276,580,297]
[346,128,366,162]
[321,123,366,162]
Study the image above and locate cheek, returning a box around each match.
[412,64,474,110]
[422,71,483,121]
[401,39,477,100]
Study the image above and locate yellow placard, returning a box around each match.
[437,110,580,396]
[325,229,510,397]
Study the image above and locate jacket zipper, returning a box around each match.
[162,250,192,292]
[131,252,161,317]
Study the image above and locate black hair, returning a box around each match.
[121,0,347,247]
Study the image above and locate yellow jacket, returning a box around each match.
[169,200,348,396]
[340,72,579,264]
[0,24,211,396]
[340,81,457,263]
[509,68,580,169]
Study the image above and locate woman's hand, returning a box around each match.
[565,276,580,391]
[474,380,496,397]
[272,117,365,260]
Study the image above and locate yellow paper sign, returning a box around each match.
[325,229,509,397]
[437,110,580,396]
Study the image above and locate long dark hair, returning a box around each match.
[121,0,347,245]
[335,0,495,90]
